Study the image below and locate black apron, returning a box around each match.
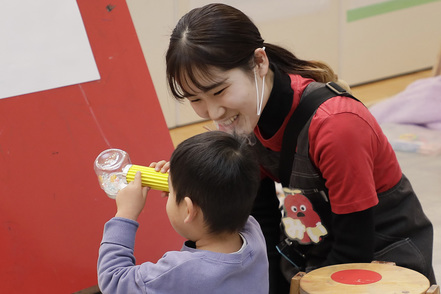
[252,82,436,284]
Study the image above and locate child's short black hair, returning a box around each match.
[169,131,260,234]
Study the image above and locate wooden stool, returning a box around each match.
[290,262,439,294]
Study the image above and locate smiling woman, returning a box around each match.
[165,4,436,293]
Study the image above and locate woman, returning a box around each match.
[165,3,436,293]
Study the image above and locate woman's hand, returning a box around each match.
[115,171,149,221]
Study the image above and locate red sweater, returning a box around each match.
[255,74,402,214]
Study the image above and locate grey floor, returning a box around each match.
[396,151,441,284]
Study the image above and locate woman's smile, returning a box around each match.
[215,115,239,131]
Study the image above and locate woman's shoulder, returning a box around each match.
[314,95,373,123]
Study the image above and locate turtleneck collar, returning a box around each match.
[257,64,293,139]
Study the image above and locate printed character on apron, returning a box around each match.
[281,189,327,244]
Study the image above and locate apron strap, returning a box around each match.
[278,82,359,187]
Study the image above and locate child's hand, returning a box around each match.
[115,171,149,221]
[149,160,170,173]
[149,160,170,198]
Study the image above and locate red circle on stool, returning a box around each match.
[331,269,382,285]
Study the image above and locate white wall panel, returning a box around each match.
[128,0,441,128]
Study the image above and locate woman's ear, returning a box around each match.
[254,47,269,77]
[183,196,199,224]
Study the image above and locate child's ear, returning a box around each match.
[183,196,199,224]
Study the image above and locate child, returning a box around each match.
[97,131,269,293]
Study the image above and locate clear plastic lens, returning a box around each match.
[98,172,126,199]
[94,149,131,199]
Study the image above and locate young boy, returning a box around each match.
[97,131,269,293]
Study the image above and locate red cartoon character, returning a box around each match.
[282,192,327,244]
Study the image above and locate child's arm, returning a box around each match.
[98,171,148,293]
[98,167,171,293]
[98,217,141,294]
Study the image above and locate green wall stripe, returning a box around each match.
[347,0,441,22]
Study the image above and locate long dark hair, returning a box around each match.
[166,3,338,100]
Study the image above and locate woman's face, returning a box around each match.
[182,67,262,135]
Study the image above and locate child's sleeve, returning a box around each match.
[97,217,144,294]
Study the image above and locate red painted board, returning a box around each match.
[0,0,183,292]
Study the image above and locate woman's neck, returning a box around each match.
[257,64,293,139]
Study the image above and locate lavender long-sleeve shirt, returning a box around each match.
[98,216,269,294]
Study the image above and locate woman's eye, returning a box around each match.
[188,98,200,103]
[213,88,225,96]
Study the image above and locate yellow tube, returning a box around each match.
[125,164,169,192]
